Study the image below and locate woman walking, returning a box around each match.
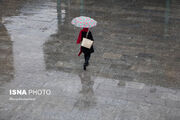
[71,16,97,70]
[77,28,94,70]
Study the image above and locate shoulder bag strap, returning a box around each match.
[86,30,89,38]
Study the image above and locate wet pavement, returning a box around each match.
[0,0,180,120]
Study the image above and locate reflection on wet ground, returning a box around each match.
[74,72,96,110]
[0,17,14,91]
[0,0,180,120]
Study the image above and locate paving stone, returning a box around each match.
[103,53,122,59]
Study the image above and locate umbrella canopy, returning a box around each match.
[71,16,97,28]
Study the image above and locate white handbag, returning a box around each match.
[81,31,93,49]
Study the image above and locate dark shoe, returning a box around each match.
[83,65,86,70]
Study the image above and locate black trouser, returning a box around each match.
[84,53,91,66]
